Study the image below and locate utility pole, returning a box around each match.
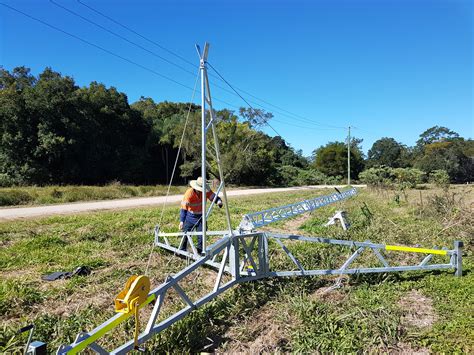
[347,126,351,186]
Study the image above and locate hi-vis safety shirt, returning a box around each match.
[180,188,217,224]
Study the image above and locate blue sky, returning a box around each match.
[1,0,472,156]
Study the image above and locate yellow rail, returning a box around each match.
[385,245,447,255]
[67,294,156,354]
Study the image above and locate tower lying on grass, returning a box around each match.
[56,43,463,355]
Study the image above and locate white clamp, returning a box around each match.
[325,210,349,230]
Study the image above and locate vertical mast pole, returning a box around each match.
[204,82,233,234]
[347,125,351,186]
[199,44,209,252]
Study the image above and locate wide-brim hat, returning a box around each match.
[189,177,210,192]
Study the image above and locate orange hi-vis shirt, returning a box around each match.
[180,188,216,215]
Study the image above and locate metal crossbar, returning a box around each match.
[239,187,357,231]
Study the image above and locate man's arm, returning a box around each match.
[179,208,187,230]
[207,191,223,208]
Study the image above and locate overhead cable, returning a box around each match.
[207,62,283,137]
[75,0,345,130]
[49,0,198,77]
[0,3,197,93]
[3,2,343,136]
[76,0,196,69]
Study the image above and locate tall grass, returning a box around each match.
[0,184,187,207]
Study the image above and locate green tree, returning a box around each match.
[270,136,308,169]
[359,166,394,189]
[74,81,149,184]
[131,98,199,184]
[0,67,38,184]
[414,140,472,183]
[0,67,150,185]
[367,137,409,168]
[312,140,364,179]
[429,169,450,189]
[412,126,472,183]
[238,107,273,128]
[416,126,460,147]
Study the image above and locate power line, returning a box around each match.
[73,1,267,102]
[3,2,267,128]
[0,2,197,93]
[208,62,346,130]
[207,61,283,137]
[59,0,302,129]
[49,1,261,115]
[235,86,339,126]
[49,0,198,77]
[3,2,342,139]
[76,0,196,70]
[75,0,346,131]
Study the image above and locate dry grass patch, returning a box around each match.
[398,290,437,329]
[219,303,292,353]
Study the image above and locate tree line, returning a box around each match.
[312,126,473,184]
[1,66,472,187]
[0,67,306,186]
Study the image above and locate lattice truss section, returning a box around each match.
[239,187,357,231]
[58,230,462,354]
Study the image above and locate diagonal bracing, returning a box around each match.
[239,187,357,231]
[58,231,463,354]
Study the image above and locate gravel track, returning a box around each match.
[0,185,365,220]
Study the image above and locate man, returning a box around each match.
[179,177,223,253]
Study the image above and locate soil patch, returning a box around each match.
[283,214,312,234]
[393,342,430,354]
[220,304,291,352]
[398,290,437,328]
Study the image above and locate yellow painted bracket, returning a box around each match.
[385,245,447,255]
[66,294,155,354]
[65,275,153,355]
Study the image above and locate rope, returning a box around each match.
[144,69,200,275]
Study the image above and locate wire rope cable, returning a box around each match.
[144,69,200,276]
[5,2,348,132]
[1,2,282,128]
[76,0,196,69]
[207,61,345,130]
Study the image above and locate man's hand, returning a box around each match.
[179,221,184,230]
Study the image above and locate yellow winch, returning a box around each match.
[114,275,151,351]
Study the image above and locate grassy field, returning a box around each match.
[0,186,472,353]
[0,184,188,207]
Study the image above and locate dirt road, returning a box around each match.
[0,185,365,220]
